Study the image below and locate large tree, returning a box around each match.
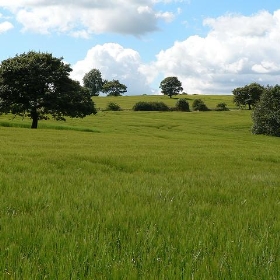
[252,85,280,136]
[102,79,127,96]
[83,68,104,96]
[159,76,183,98]
[0,51,96,128]
[232,82,265,110]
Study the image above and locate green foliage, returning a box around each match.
[192,99,209,111]
[215,102,229,111]
[0,51,96,128]
[252,85,280,136]
[82,68,104,96]
[132,101,170,111]
[175,98,190,111]
[106,102,122,111]
[159,76,183,98]
[232,83,265,110]
[102,79,127,96]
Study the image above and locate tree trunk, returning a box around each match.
[31,110,38,129]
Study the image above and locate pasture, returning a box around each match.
[1,95,280,279]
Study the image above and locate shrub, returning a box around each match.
[175,98,190,112]
[132,101,169,111]
[252,85,280,137]
[192,99,209,111]
[106,102,122,111]
[215,102,229,111]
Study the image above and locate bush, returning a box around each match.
[252,85,280,137]
[175,98,190,111]
[106,102,122,111]
[132,101,170,111]
[215,102,229,111]
[192,99,209,111]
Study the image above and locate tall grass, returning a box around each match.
[1,101,280,279]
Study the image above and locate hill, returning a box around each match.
[1,95,280,279]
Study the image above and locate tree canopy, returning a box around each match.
[102,79,127,96]
[83,68,104,96]
[159,76,183,98]
[0,51,96,128]
[252,85,280,137]
[232,82,265,110]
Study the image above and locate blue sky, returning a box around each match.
[1,0,280,95]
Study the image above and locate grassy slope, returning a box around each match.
[92,94,236,111]
[1,96,280,279]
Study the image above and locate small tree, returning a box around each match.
[102,80,127,96]
[83,68,104,96]
[192,99,209,111]
[0,51,96,129]
[233,83,265,110]
[159,76,183,98]
[175,98,190,112]
[252,85,280,136]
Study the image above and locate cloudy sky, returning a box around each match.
[0,0,279,95]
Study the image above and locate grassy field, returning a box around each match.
[1,95,280,279]
[92,94,236,111]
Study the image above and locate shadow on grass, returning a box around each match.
[0,121,100,133]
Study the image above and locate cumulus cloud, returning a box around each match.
[0,21,13,33]
[148,10,280,94]
[0,0,177,36]
[71,43,153,95]
[71,10,280,95]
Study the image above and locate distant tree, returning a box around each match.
[252,85,280,136]
[233,83,265,110]
[102,80,127,96]
[175,98,190,112]
[192,99,209,111]
[159,76,183,98]
[232,87,247,109]
[0,51,96,129]
[83,68,104,96]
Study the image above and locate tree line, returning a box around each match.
[83,69,127,97]
[0,51,279,136]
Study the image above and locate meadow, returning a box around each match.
[1,95,280,279]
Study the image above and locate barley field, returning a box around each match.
[1,95,280,279]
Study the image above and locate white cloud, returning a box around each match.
[1,0,177,36]
[156,11,175,22]
[0,21,13,33]
[71,9,280,96]
[147,10,280,94]
[71,43,153,95]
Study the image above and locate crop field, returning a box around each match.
[1,95,280,279]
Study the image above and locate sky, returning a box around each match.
[0,0,280,95]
